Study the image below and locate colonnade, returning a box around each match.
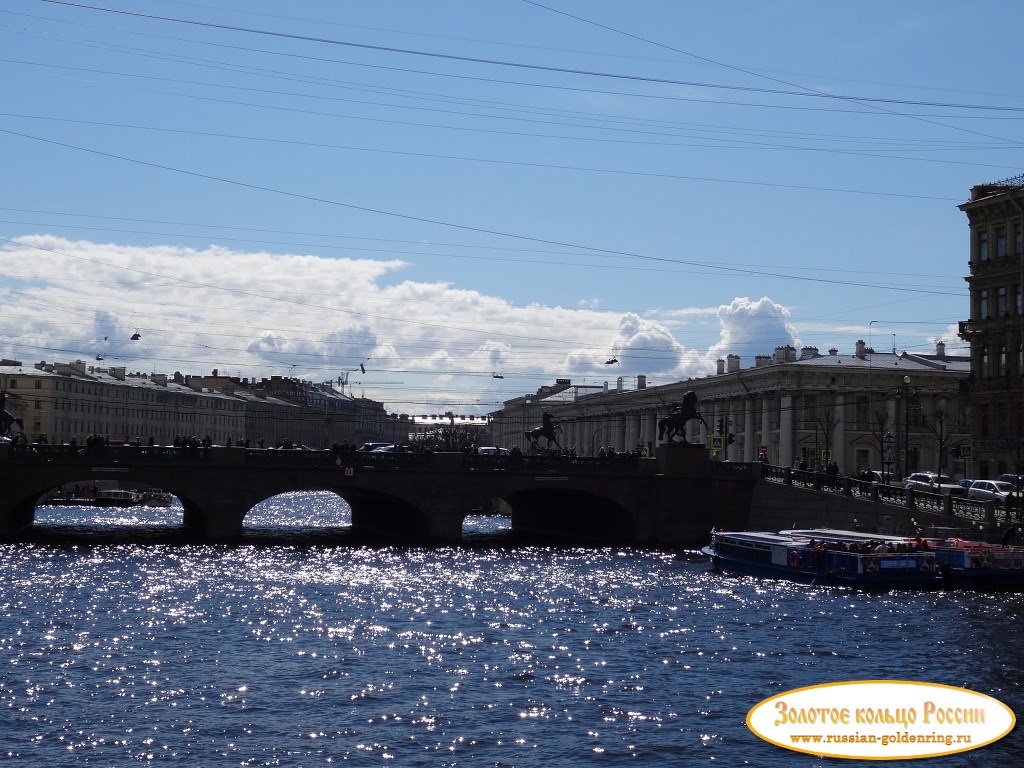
[497,387,953,475]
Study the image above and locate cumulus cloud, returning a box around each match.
[707,297,801,366]
[0,236,825,413]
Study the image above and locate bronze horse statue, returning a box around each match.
[1,408,24,439]
[1,392,24,439]
[658,391,708,443]
[525,412,562,453]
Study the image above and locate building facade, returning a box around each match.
[491,341,970,478]
[0,360,401,449]
[958,177,1024,477]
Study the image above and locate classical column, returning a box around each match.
[780,394,793,467]
[744,398,754,462]
[641,411,656,451]
[833,393,845,471]
[760,396,771,461]
[625,413,639,452]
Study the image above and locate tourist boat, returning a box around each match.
[923,536,1024,589]
[774,527,1024,590]
[141,489,175,507]
[93,489,143,507]
[703,528,942,587]
[40,488,143,507]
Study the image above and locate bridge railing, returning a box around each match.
[3,443,210,462]
[1,443,654,475]
[760,461,997,528]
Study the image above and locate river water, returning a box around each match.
[2,492,1021,766]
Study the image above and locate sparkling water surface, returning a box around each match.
[2,492,1021,766]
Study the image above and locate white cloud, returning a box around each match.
[707,297,801,366]
[0,237,831,413]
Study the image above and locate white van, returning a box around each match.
[358,442,394,452]
[477,446,510,456]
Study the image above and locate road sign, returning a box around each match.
[959,443,973,460]
[710,434,724,450]
[882,434,897,465]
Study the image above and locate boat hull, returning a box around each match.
[705,531,941,588]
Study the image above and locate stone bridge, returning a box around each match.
[0,443,758,545]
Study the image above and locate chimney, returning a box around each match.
[829,347,838,356]
[755,354,772,368]
[716,358,726,375]
[637,374,647,389]
[855,339,866,358]
[800,346,819,360]
[616,376,624,392]
[727,354,740,373]
[935,340,946,358]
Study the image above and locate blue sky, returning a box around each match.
[2,1,1021,415]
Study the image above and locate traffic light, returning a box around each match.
[716,417,724,435]
[727,433,735,445]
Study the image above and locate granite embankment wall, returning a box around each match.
[745,480,971,537]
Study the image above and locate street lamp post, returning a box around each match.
[903,375,911,478]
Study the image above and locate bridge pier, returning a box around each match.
[0,498,35,538]
[187,504,248,541]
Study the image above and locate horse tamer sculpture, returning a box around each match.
[657,391,708,443]
[525,411,562,454]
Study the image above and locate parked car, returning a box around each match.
[996,474,1024,490]
[968,480,1023,503]
[358,442,394,452]
[477,446,510,456]
[957,478,976,492]
[858,469,896,484]
[903,472,966,496]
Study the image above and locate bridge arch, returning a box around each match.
[1,445,728,545]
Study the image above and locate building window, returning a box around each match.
[980,346,989,376]
[855,395,869,427]
[1017,222,1023,255]
[998,287,1007,316]
[1018,285,1023,315]
[34,380,41,389]
[1000,346,1008,375]
[8,379,16,388]
[997,227,1007,258]
[979,289,989,319]
[979,229,989,261]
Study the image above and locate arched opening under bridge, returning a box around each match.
[461,497,513,543]
[243,490,352,544]
[30,480,184,543]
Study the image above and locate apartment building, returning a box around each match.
[958,176,1024,477]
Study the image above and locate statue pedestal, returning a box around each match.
[656,442,709,477]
